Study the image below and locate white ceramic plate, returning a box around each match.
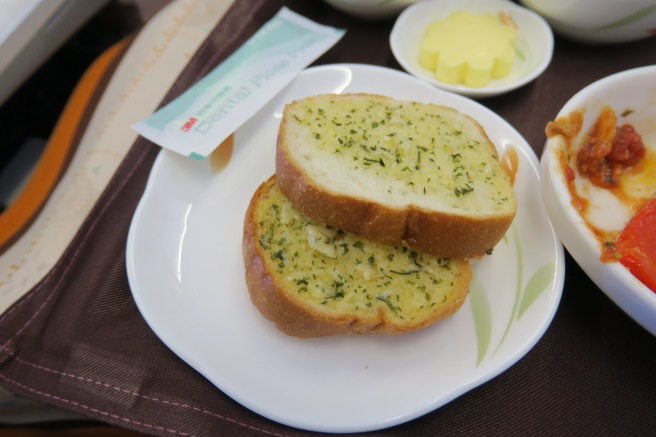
[519,0,656,44]
[127,64,564,433]
[540,66,656,336]
[390,0,553,98]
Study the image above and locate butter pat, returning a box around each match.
[419,11,516,88]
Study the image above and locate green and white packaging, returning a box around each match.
[132,7,345,159]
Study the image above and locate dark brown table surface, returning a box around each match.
[1,1,655,436]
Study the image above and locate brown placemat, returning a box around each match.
[1,1,655,436]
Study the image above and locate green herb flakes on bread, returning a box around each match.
[275,93,517,259]
[243,177,472,338]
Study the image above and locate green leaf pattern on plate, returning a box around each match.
[519,262,556,319]
[472,224,556,365]
[594,5,656,30]
[469,275,492,366]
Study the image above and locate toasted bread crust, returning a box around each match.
[276,153,512,258]
[242,177,471,338]
[276,93,516,259]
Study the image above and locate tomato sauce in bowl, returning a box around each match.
[546,106,656,292]
[540,66,656,335]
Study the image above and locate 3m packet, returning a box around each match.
[132,7,345,159]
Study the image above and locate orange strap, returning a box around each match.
[0,38,130,251]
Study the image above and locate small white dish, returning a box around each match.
[390,0,554,98]
[540,66,656,336]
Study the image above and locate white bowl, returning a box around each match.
[540,66,656,336]
[322,0,419,21]
[390,0,553,98]
[520,0,656,44]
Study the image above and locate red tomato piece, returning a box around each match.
[616,196,656,293]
